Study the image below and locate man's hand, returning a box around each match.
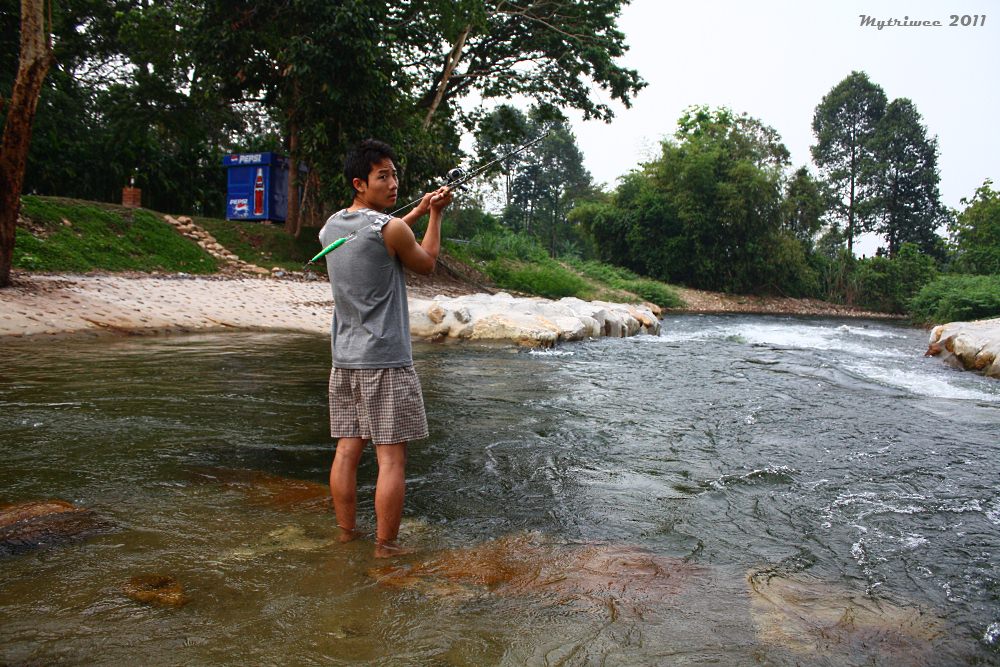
[429,186,453,212]
[401,187,450,227]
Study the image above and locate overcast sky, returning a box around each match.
[566,0,998,222]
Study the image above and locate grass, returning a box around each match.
[564,258,684,308]
[14,196,217,273]
[446,230,683,307]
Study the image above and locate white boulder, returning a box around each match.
[409,292,660,346]
[926,317,1000,378]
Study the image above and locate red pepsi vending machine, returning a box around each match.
[222,152,297,222]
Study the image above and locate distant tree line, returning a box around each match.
[548,72,994,314]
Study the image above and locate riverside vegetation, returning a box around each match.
[14,195,1000,325]
[11,195,683,310]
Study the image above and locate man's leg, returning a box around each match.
[330,437,365,542]
[374,442,407,557]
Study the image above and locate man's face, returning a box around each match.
[357,157,398,211]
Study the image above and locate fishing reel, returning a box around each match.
[445,167,469,191]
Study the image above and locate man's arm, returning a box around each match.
[384,187,452,275]
[399,194,432,228]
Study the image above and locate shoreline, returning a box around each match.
[1,271,909,342]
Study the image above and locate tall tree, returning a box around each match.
[1,0,54,287]
[811,71,886,255]
[473,104,532,208]
[867,98,945,258]
[507,120,593,255]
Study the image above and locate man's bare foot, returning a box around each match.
[374,539,413,558]
[337,526,359,543]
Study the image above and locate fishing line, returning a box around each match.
[305,128,550,267]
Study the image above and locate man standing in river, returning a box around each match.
[319,139,452,558]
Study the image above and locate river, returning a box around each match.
[1,314,998,665]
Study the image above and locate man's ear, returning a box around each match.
[352,177,367,193]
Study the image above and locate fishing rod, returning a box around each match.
[305,128,550,267]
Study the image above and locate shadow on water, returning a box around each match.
[1,317,999,664]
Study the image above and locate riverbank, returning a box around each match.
[1,271,902,341]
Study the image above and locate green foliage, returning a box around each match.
[475,106,594,256]
[949,180,1000,275]
[866,98,946,258]
[782,167,828,247]
[909,274,1000,324]
[456,228,680,305]
[576,106,816,296]
[13,196,217,273]
[466,230,549,262]
[816,243,937,313]
[486,258,592,299]
[440,205,501,241]
[810,71,887,252]
[564,258,683,307]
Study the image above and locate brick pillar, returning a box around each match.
[122,187,142,208]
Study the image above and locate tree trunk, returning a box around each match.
[286,116,301,238]
[0,0,54,287]
[422,25,471,130]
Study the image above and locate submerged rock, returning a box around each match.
[225,524,335,561]
[0,499,111,557]
[409,293,661,346]
[747,569,945,661]
[368,532,698,615]
[123,574,190,607]
[926,317,1000,378]
[189,467,329,512]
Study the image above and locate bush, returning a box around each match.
[909,274,1000,324]
[467,230,548,263]
[486,258,591,299]
[820,243,938,313]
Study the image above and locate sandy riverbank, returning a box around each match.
[0,271,901,341]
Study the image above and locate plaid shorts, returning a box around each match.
[328,366,428,445]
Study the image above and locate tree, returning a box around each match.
[507,120,593,256]
[949,180,1000,275]
[578,106,816,294]
[1,0,54,287]
[473,104,532,208]
[867,98,945,258]
[782,167,828,248]
[192,0,412,236]
[473,106,592,255]
[399,0,646,129]
[811,71,886,255]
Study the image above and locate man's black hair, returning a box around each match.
[344,139,398,193]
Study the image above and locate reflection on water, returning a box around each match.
[1,316,999,665]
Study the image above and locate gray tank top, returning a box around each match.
[318,208,412,368]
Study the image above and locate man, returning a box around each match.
[319,138,452,558]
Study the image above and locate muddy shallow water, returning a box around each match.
[1,315,998,665]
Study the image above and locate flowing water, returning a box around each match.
[1,314,998,665]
